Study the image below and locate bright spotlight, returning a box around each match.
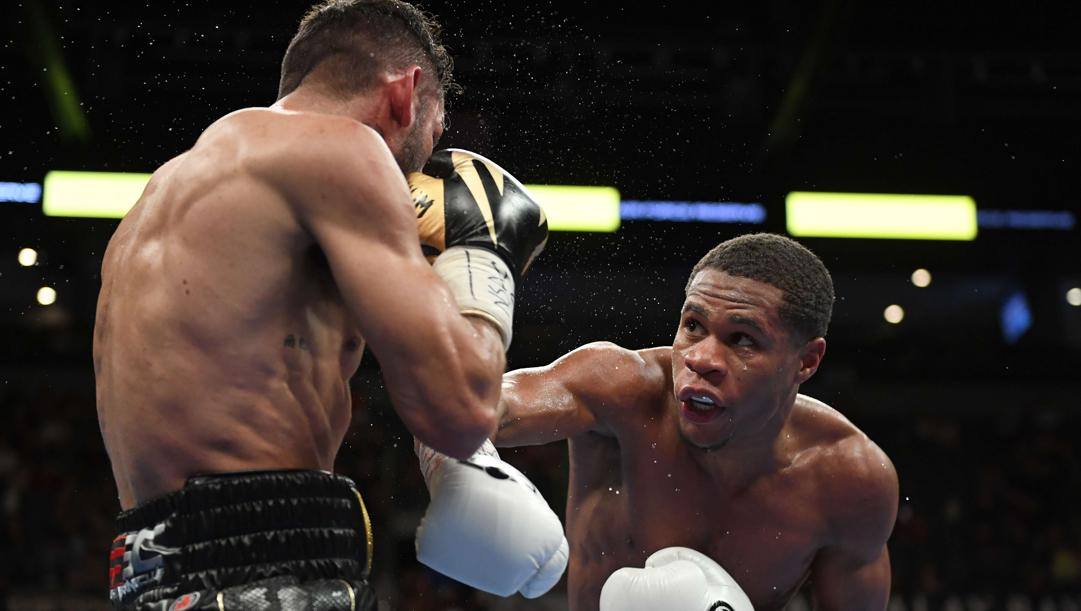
[18,248,38,267]
[1067,287,1081,307]
[911,268,932,288]
[884,304,905,324]
[37,287,57,306]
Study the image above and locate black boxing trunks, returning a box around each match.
[107,470,376,611]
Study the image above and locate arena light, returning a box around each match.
[884,304,905,324]
[43,171,152,218]
[37,287,57,306]
[786,192,978,240]
[911,268,932,288]
[525,184,621,232]
[18,248,38,267]
[621,201,766,224]
[979,209,1076,231]
[0,181,43,204]
[1001,291,1032,344]
[1067,288,1081,307]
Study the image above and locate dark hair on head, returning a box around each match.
[278,0,458,101]
[686,233,835,342]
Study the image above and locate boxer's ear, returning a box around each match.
[795,337,826,384]
[385,66,421,130]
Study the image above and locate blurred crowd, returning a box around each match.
[1,377,1078,610]
[880,410,1081,609]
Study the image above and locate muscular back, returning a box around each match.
[95,109,364,509]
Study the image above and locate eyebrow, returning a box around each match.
[682,302,710,318]
[728,314,767,336]
[683,302,770,336]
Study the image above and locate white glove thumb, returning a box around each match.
[600,560,712,611]
[646,547,754,611]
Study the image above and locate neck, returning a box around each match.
[273,86,373,125]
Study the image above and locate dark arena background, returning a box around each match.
[2,1,1080,609]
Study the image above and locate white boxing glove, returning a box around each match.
[414,439,569,598]
[599,547,754,611]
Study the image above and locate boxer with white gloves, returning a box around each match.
[489,235,899,609]
[600,547,754,611]
[414,439,569,598]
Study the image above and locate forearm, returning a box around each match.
[491,373,592,448]
[494,342,633,446]
[385,306,506,459]
[461,315,508,426]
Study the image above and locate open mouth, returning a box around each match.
[689,394,717,410]
[678,390,727,424]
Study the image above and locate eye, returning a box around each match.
[732,333,755,347]
[682,318,701,333]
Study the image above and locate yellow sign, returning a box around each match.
[786,192,977,240]
[43,171,152,218]
[525,184,621,233]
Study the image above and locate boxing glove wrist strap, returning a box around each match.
[415,438,500,488]
[432,246,515,351]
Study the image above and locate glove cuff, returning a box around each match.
[415,438,500,490]
[432,246,515,350]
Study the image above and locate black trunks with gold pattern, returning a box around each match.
[108,470,375,611]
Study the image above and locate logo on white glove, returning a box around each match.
[458,458,541,496]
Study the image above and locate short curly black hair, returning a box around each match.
[278,0,457,101]
[686,233,835,342]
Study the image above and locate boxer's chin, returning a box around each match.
[677,403,735,452]
[394,124,427,174]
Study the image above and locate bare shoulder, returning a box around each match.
[792,395,899,547]
[515,341,669,412]
[212,106,377,149]
[102,151,190,264]
[568,341,667,373]
[553,342,668,401]
[241,109,392,179]
[498,343,669,443]
[206,108,402,215]
[559,343,671,430]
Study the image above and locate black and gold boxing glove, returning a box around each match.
[408,149,549,350]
